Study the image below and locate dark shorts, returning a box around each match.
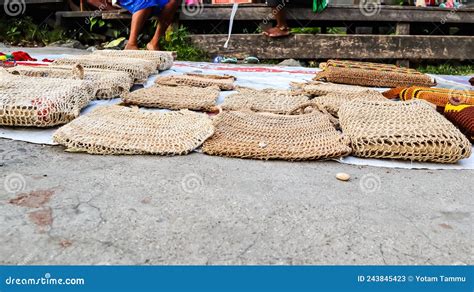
[266,0,311,8]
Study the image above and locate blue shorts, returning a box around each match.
[118,0,170,14]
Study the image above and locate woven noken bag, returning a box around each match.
[155,73,235,90]
[53,55,156,83]
[122,85,220,111]
[315,60,435,88]
[7,65,133,99]
[383,86,474,109]
[0,72,95,127]
[92,49,174,71]
[291,81,387,116]
[221,86,310,114]
[444,98,474,142]
[339,99,472,163]
[202,105,351,161]
[53,105,214,155]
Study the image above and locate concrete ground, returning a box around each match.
[0,139,472,265]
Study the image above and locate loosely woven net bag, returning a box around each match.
[202,105,351,161]
[315,60,435,88]
[221,86,310,114]
[92,49,174,71]
[339,99,472,163]
[155,73,235,90]
[7,65,133,99]
[0,72,94,127]
[53,105,214,155]
[444,98,474,142]
[53,55,156,83]
[383,86,474,109]
[291,81,386,116]
[122,85,219,111]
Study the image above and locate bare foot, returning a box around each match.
[146,42,160,51]
[263,26,290,38]
[124,43,139,50]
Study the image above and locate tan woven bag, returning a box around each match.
[292,81,386,116]
[122,85,219,111]
[0,72,95,127]
[155,73,235,90]
[202,105,351,161]
[315,60,435,88]
[7,65,133,99]
[53,105,214,155]
[92,49,174,71]
[221,87,310,114]
[339,99,472,163]
[53,55,156,83]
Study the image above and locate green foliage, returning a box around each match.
[0,16,66,46]
[88,17,106,31]
[290,27,321,34]
[417,64,474,75]
[159,26,208,61]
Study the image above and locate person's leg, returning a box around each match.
[264,0,290,37]
[147,0,180,51]
[125,7,154,50]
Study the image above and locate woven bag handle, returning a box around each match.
[71,64,85,79]
[287,101,339,126]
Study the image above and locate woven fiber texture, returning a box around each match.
[92,49,174,71]
[202,109,351,161]
[221,87,310,114]
[384,86,474,108]
[0,72,94,127]
[315,60,435,88]
[321,60,417,73]
[339,99,472,163]
[53,105,214,155]
[293,81,386,116]
[7,65,133,99]
[122,85,219,111]
[53,55,156,83]
[155,73,235,90]
[444,99,474,142]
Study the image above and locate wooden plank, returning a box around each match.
[0,0,62,3]
[189,34,474,60]
[178,5,474,23]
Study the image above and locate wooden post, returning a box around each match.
[395,22,410,67]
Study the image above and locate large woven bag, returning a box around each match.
[292,81,386,116]
[202,105,351,161]
[92,49,174,71]
[155,73,235,90]
[339,99,472,163]
[7,65,133,99]
[53,55,156,83]
[383,86,474,109]
[53,105,214,155]
[221,87,310,114]
[315,60,435,88]
[0,72,95,127]
[122,85,219,111]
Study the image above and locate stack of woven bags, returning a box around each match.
[1,56,472,164]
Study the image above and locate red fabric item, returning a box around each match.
[42,58,54,62]
[11,51,37,61]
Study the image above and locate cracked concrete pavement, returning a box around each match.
[0,139,473,265]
